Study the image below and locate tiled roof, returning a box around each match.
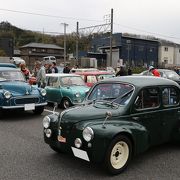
[21,43,63,49]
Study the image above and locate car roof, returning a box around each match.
[46,73,81,77]
[0,63,17,68]
[75,71,113,75]
[157,69,176,72]
[100,76,179,87]
[143,69,176,73]
[0,67,19,71]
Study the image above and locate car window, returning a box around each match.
[162,87,179,106]
[134,87,159,110]
[86,76,97,83]
[61,76,85,86]
[165,71,180,80]
[87,83,134,105]
[47,77,60,87]
[0,71,25,81]
[97,74,114,81]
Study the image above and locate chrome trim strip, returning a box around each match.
[2,102,47,109]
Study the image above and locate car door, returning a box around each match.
[160,86,180,141]
[131,87,162,146]
[45,76,62,103]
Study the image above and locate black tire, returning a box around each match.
[104,135,132,175]
[61,98,72,109]
[33,106,44,115]
[49,145,62,153]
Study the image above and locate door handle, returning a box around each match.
[132,116,140,121]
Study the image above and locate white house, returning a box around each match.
[158,41,180,67]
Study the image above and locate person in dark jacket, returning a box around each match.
[51,62,58,73]
[63,64,70,73]
[127,67,132,75]
[116,66,127,76]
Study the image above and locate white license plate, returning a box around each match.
[71,147,90,162]
[24,103,35,111]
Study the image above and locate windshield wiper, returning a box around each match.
[110,89,134,105]
[93,99,119,108]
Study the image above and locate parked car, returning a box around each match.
[0,65,47,115]
[140,69,180,84]
[106,66,116,74]
[70,68,99,73]
[45,73,89,109]
[0,63,16,68]
[43,76,180,174]
[75,71,115,87]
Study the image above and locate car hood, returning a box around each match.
[0,81,35,95]
[61,103,124,125]
[65,85,89,93]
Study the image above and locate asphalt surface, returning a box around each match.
[0,106,180,180]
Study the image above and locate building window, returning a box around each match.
[179,49,180,53]
[164,47,168,51]
[32,48,36,52]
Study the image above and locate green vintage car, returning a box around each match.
[45,73,89,109]
[43,76,180,174]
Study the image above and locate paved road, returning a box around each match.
[0,107,180,180]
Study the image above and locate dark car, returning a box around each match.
[43,76,180,174]
[0,66,47,115]
[140,69,180,84]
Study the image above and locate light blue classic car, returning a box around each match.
[45,73,90,109]
[0,66,47,115]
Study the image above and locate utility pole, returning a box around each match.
[76,22,79,65]
[61,23,68,66]
[109,8,113,67]
[127,40,131,66]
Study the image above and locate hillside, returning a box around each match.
[0,21,91,53]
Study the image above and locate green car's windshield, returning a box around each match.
[87,83,134,105]
[0,71,25,82]
[61,76,86,86]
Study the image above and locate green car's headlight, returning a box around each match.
[75,92,80,98]
[83,127,94,142]
[43,116,51,128]
[4,91,12,99]
[41,89,46,96]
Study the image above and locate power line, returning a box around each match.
[114,23,180,40]
[1,8,180,41]
[0,8,103,23]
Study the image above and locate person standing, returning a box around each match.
[35,61,47,88]
[149,66,160,77]
[63,64,70,73]
[20,64,30,81]
[51,62,58,73]
[116,66,127,76]
[127,67,132,75]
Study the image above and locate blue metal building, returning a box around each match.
[90,33,159,68]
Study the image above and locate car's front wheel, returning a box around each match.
[33,106,44,115]
[104,135,132,175]
[61,98,72,109]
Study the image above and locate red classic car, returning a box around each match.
[75,71,115,87]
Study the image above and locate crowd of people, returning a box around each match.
[19,60,75,88]
[19,58,175,89]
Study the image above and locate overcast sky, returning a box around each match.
[0,0,180,43]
